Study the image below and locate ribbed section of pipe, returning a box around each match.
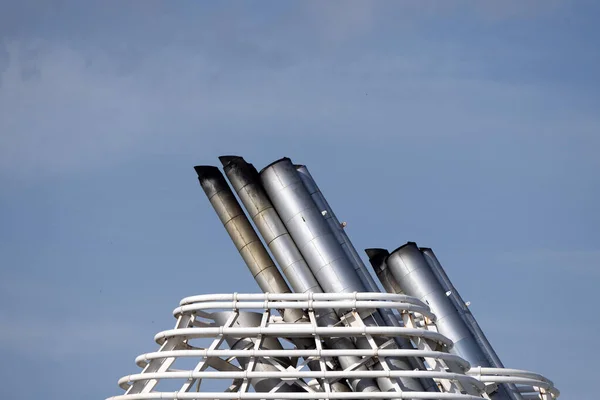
[294,165,436,393]
[260,158,424,396]
[218,156,369,395]
[193,165,304,324]
[385,242,514,400]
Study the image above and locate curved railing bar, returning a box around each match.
[108,392,485,400]
[174,300,434,320]
[153,326,453,347]
[118,370,485,391]
[109,293,559,400]
[134,349,471,370]
[179,292,430,308]
[467,367,559,398]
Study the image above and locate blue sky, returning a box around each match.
[0,1,598,399]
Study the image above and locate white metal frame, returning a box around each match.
[108,293,558,400]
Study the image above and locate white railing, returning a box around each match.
[108,293,558,400]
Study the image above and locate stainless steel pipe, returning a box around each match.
[293,164,436,393]
[220,157,322,295]
[260,158,425,396]
[218,156,374,395]
[365,249,403,295]
[194,165,304,324]
[260,158,365,295]
[385,242,514,400]
[295,165,380,293]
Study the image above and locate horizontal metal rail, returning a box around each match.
[176,300,434,319]
[135,349,471,370]
[180,292,430,306]
[467,367,559,398]
[108,293,559,400]
[153,326,453,346]
[108,392,486,400]
[119,370,485,390]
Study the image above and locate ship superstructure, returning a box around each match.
[108,156,558,400]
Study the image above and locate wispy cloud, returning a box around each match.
[2,31,597,181]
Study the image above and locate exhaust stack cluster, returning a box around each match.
[187,154,552,400]
[106,154,560,400]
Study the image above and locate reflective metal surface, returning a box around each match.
[260,158,365,295]
[220,156,322,295]
[291,166,433,393]
[386,242,514,400]
[219,157,376,395]
[421,248,505,369]
[194,165,303,323]
[261,159,426,395]
[107,155,560,400]
[365,248,403,295]
[420,248,521,400]
[295,165,380,293]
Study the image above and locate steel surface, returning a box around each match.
[385,243,515,400]
[194,165,303,323]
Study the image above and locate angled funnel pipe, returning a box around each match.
[420,247,505,368]
[260,158,365,296]
[292,165,435,393]
[260,158,425,395]
[295,164,380,293]
[385,242,515,400]
[364,248,443,393]
[220,156,322,295]
[218,156,368,394]
[219,156,350,393]
[193,165,304,324]
[365,248,403,295]
[420,248,520,400]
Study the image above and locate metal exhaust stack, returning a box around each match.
[260,158,426,395]
[220,156,322,295]
[295,164,380,292]
[420,248,521,399]
[194,165,308,394]
[260,158,366,295]
[421,248,505,368]
[295,165,437,393]
[219,156,373,395]
[219,155,352,394]
[384,242,515,400]
[108,156,561,400]
[365,248,402,294]
[193,165,303,324]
